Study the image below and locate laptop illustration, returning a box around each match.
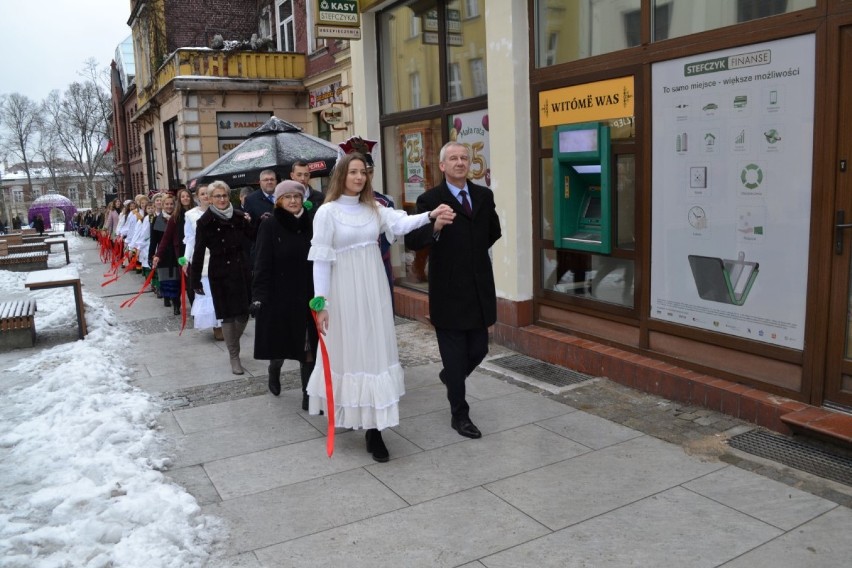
[688,254,759,306]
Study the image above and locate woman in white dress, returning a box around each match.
[307,153,455,462]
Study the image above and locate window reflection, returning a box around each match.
[542,249,635,307]
[536,0,814,67]
[447,0,487,102]
[380,1,487,113]
[380,1,440,114]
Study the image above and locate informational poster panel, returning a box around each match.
[448,109,491,188]
[401,127,428,205]
[650,35,815,350]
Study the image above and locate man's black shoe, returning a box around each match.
[451,417,482,439]
[439,370,447,385]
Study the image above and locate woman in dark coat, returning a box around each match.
[152,188,194,315]
[251,180,318,405]
[149,194,180,313]
[191,180,255,375]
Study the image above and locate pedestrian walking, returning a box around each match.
[251,180,318,403]
[405,141,502,440]
[191,181,255,374]
[305,152,455,462]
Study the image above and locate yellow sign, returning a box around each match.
[539,76,634,127]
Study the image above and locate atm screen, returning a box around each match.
[558,129,598,153]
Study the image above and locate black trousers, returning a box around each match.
[436,327,489,419]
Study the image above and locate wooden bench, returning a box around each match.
[22,234,49,243]
[9,242,49,254]
[44,237,70,264]
[2,233,23,245]
[25,267,87,339]
[0,250,49,272]
[0,299,37,349]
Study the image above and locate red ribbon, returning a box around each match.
[311,311,335,457]
[120,268,156,308]
[102,251,136,287]
[179,268,188,335]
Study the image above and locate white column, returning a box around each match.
[485,0,533,303]
[349,14,384,191]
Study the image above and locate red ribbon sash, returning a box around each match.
[311,311,335,457]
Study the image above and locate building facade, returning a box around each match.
[349,0,852,439]
[0,164,110,225]
[115,0,357,194]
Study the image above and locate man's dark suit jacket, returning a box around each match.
[242,188,275,232]
[405,180,501,330]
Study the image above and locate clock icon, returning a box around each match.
[688,206,707,229]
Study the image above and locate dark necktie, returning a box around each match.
[460,190,472,216]
[267,193,274,203]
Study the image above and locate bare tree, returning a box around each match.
[42,60,112,201]
[0,93,41,199]
[33,119,65,192]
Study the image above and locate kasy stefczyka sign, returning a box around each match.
[317,0,360,26]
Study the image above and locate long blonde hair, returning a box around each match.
[324,153,377,208]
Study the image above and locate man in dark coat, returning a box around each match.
[288,160,325,210]
[242,169,278,229]
[405,141,502,440]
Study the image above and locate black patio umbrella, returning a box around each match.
[188,117,339,190]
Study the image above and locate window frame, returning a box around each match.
[276,0,295,52]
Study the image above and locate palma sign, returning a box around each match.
[318,0,360,26]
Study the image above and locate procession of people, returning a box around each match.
[90,137,500,463]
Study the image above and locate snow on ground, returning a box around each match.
[0,237,225,567]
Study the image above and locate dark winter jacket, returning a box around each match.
[191,207,255,320]
[252,207,317,361]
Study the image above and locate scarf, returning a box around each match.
[210,203,234,220]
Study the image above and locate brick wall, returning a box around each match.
[165,0,259,51]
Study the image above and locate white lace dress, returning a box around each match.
[306,194,432,430]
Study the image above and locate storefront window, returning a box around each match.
[536,1,814,66]
[446,0,487,102]
[542,249,635,307]
[660,0,815,41]
[380,1,440,114]
[535,0,641,67]
[382,120,444,286]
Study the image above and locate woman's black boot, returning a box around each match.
[163,297,171,307]
[365,428,389,462]
[299,361,314,410]
[268,359,283,396]
[173,301,180,316]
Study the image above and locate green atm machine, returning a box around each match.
[553,122,612,254]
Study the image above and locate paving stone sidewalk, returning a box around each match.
[71,236,852,566]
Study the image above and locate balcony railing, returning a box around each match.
[138,48,306,108]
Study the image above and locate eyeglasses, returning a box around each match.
[210,194,230,200]
[279,194,303,201]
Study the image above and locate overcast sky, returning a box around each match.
[0,0,132,102]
